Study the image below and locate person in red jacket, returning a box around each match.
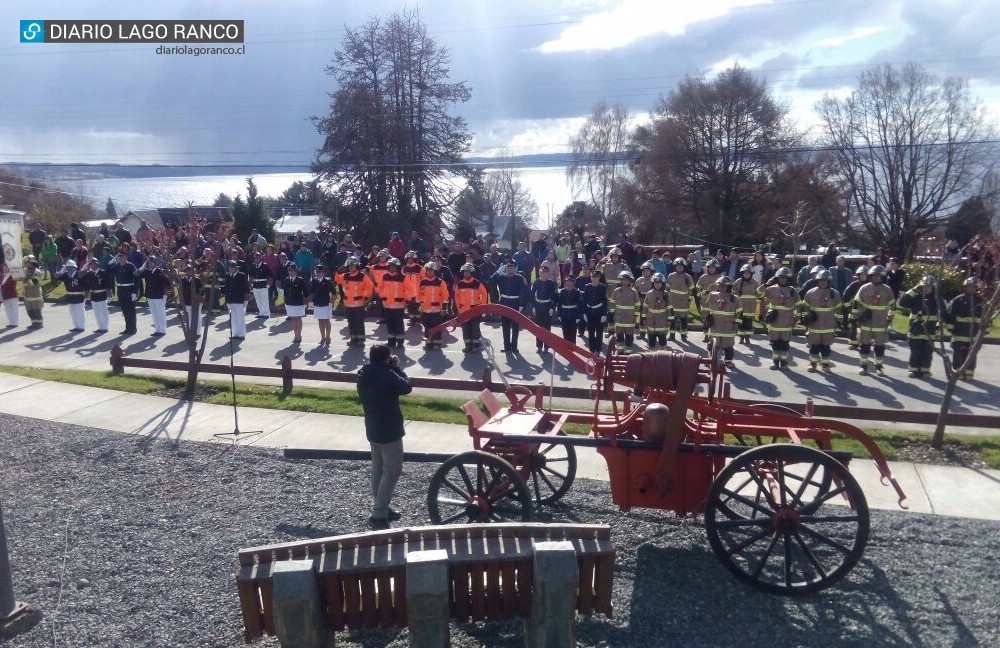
[387,231,407,261]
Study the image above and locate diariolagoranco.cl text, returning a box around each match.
[156,45,245,56]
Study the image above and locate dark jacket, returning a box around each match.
[357,362,413,444]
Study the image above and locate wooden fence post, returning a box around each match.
[109,345,124,375]
[281,356,293,393]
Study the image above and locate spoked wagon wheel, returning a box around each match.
[427,451,532,524]
[704,444,869,595]
[526,440,577,505]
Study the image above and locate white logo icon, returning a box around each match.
[23,22,42,41]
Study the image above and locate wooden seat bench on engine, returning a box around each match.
[236,523,615,644]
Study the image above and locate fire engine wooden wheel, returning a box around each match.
[427,451,532,525]
[704,444,870,595]
[525,440,577,505]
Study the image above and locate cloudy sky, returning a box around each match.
[1,0,998,166]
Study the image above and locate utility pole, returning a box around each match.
[0,501,32,638]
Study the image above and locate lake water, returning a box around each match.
[57,167,575,226]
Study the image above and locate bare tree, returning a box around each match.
[815,63,994,260]
[484,149,538,248]
[567,102,631,238]
[776,201,824,262]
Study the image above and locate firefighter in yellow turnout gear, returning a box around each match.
[800,270,841,372]
[733,264,759,344]
[760,266,798,370]
[854,265,895,375]
[642,273,670,348]
[666,258,695,341]
[706,276,742,369]
[610,271,641,354]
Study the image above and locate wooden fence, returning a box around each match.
[108,347,1000,429]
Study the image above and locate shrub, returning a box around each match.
[900,262,966,300]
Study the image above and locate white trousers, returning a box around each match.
[3,299,18,326]
[68,302,85,330]
[252,287,270,318]
[228,302,247,337]
[91,300,109,331]
[148,298,167,334]
[185,305,203,336]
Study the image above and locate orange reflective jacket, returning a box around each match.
[402,262,422,299]
[377,272,411,309]
[455,277,488,313]
[337,270,374,307]
[418,277,449,313]
[370,261,389,290]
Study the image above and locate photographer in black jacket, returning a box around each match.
[357,344,413,529]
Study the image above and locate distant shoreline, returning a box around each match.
[1,153,576,182]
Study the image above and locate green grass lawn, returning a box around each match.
[1,364,997,468]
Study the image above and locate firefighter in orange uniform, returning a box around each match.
[454,262,489,352]
[369,249,391,319]
[402,251,423,326]
[418,262,449,350]
[376,257,411,347]
[336,258,375,346]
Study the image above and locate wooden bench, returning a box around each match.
[236,523,615,643]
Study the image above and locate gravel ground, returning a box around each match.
[2,416,998,648]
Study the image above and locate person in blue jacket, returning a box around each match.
[357,343,413,530]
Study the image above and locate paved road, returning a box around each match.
[1,302,997,430]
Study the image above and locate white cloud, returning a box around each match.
[814,25,888,48]
[471,117,588,156]
[536,0,772,53]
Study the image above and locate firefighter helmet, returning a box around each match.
[815,269,832,281]
[461,262,475,273]
[740,263,753,274]
[775,266,792,278]
[618,270,634,282]
[855,265,868,276]
[869,265,886,277]
[673,257,686,266]
[652,272,666,283]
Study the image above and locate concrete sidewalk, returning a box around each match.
[1,373,998,521]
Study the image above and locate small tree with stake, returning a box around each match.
[932,236,1000,448]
